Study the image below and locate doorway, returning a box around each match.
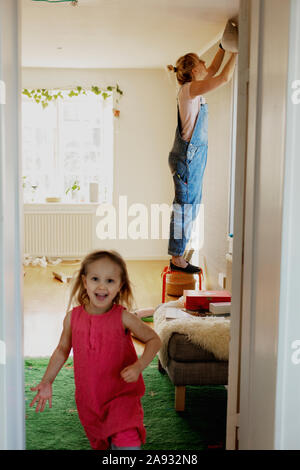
[1,2,244,447]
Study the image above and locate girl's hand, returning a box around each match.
[30,382,52,412]
[120,361,142,383]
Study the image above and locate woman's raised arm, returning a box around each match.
[190,52,237,98]
[205,47,225,78]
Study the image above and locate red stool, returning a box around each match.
[161,265,203,303]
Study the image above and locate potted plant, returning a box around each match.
[65,180,80,201]
[22,176,40,203]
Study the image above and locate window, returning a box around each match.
[22,90,114,204]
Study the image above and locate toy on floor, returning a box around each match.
[52,271,72,283]
[133,307,155,322]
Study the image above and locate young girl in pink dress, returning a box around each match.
[30,250,162,450]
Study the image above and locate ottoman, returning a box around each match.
[158,332,228,411]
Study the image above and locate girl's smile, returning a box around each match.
[82,258,123,314]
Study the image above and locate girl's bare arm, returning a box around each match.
[40,311,72,383]
[30,311,72,412]
[120,310,162,382]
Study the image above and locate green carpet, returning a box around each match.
[25,357,227,450]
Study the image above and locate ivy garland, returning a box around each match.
[22,84,123,111]
[32,1,79,5]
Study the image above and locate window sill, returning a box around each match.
[24,203,100,212]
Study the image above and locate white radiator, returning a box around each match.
[24,211,94,258]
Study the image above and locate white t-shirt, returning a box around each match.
[177,82,206,142]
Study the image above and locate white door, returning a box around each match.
[274,0,300,449]
[227,0,293,450]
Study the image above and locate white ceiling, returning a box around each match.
[21,0,239,69]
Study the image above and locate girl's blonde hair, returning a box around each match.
[67,250,134,312]
[167,53,204,85]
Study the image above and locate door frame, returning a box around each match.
[225,0,250,449]
[227,0,292,450]
[0,0,24,450]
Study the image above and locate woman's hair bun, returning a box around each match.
[167,64,177,73]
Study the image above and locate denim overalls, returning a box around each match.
[168,100,208,256]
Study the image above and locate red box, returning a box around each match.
[183,290,231,311]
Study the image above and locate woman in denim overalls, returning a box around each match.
[167,48,237,273]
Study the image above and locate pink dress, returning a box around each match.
[71,304,146,450]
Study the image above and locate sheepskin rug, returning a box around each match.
[153,297,230,368]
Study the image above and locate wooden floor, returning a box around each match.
[23,259,167,357]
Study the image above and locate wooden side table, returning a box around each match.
[161,265,203,303]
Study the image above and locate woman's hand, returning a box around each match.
[120,361,142,383]
[30,382,52,412]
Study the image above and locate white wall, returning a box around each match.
[22,61,234,281]
[197,45,233,290]
[22,67,176,259]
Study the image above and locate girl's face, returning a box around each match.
[82,257,123,314]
